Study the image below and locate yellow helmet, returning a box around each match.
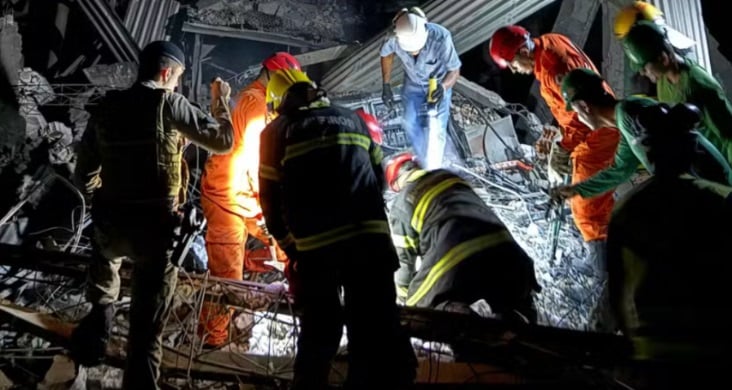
[265,68,314,113]
[614,1,663,39]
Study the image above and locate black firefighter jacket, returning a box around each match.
[388,169,540,310]
[258,102,392,266]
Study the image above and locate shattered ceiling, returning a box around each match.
[189,0,368,46]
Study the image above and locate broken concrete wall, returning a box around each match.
[83,61,137,88]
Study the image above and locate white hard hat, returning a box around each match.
[395,13,428,53]
[663,24,696,50]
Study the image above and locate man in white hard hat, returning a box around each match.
[380,7,461,170]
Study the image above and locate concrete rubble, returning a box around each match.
[190,0,366,45]
[82,63,137,89]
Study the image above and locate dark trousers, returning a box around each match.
[290,235,417,390]
[87,207,178,389]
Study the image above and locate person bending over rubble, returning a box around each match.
[380,6,461,169]
[489,25,620,278]
[71,41,233,389]
[198,52,299,348]
[385,152,540,323]
[606,102,732,389]
[553,68,732,206]
[258,68,416,390]
[621,20,732,167]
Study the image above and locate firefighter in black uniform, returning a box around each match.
[258,69,416,390]
[607,103,732,389]
[385,152,540,322]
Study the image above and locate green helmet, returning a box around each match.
[623,20,668,70]
[561,68,606,111]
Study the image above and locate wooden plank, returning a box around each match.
[0,302,523,385]
[0,301,74,346]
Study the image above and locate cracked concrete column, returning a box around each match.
[528,0,601,124]
[602,0,633,98]
[1,15,26,149]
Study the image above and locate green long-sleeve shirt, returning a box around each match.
[657,58,732,166]
[575,96,732,198]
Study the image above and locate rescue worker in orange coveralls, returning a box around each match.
[199,52,301,347]
[489,26,620,276]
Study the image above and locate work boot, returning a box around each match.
[69,303,114,366]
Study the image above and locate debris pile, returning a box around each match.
[190,0,366,44]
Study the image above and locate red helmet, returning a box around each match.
[355,109,384,145]
[262,52,301,71]
[489,25,529,69]
[385,152,416,191]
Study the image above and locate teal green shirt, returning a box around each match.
[657,58,732,166]
[575,96,732,198]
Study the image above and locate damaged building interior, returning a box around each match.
[1,0,731,388]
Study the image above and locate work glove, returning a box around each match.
[210,77,232,119]
[549,184,578,202]
[548,141,572,176]
[382,83,395,110]
[428,83,445,103]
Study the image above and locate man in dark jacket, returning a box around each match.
[259,68,416,390]
[385,152,540,322]
[607,102,732,388]
[72,41,233,389]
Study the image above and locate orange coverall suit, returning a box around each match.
[534,34,620,242]
[199,80,285,345]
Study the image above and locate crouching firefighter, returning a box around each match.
[385,152,541,323]
[258,68,417,390]
[71,41,234,389]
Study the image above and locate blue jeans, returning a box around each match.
[402,86,453,169]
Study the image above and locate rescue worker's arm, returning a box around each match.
[690,70,732,141]
[380,37,397,84]
[440,32,462,90]
[165,92,233,154]
[389,210,419,298]
[545,39,595,152]
[73,117,102,199]
[574,135,639,198]
[381,54,395,85]
[258,125,294,256]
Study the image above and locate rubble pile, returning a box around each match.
[191,0,366,44]
[456,159,602,331]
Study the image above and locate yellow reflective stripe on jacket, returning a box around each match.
[283,133,371,163]
[294,220,390,252]
[410,177,464,233]
[391,234,418,249]
[371,144,384,165]
[260,164,280,181]
[406,231,512,307]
